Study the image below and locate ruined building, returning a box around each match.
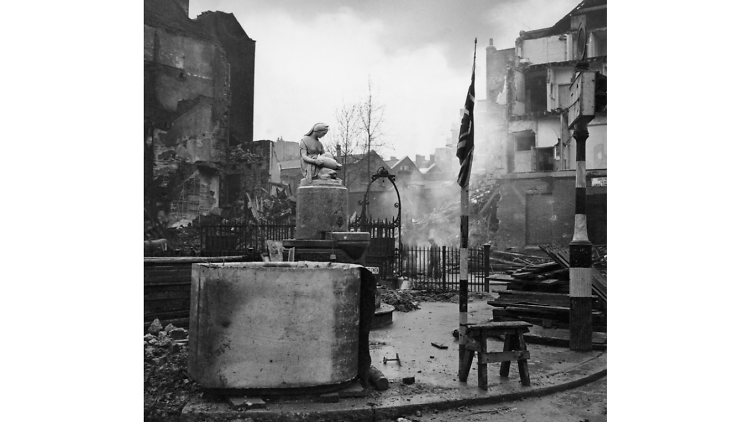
[484,0,607,247]
[144,0,256,224]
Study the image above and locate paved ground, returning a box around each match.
[402,376,607,422]
[182,298,606,422]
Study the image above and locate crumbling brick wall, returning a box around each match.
[144,0,255,224]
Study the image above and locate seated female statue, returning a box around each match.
[299,122,342,182]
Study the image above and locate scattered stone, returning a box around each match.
[317,392,339,403]
[402,376,415,385]
[227,397,266,410]
[397,418,412,422]
[144,333,156,342]
[415,410,422,417]
[168,328,189,340]
[164,323,176,333]
[148,339,158,346]
[148,319,163,335]
[147,355,168,366]
[169,342,183,354]
[155,333,173,347]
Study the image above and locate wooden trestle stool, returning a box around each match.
[458,321,532,390]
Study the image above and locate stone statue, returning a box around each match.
[300,123,342,182]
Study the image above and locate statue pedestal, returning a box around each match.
[296,179,348,240]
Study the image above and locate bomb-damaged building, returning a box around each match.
[481,0,607,248]
[144,0,257,224]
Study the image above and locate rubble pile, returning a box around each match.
[168,224,201,254]
[379,289,421,312]
[376,289,497,312]
[487,246,608,331]
[144,319,200,422]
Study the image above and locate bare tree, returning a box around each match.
[358,78,387,182]
[333,101,363,189]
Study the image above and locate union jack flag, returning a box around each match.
[456,42,475,188]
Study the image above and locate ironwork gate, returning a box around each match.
[355,167,402,279]
[350,216,398,278]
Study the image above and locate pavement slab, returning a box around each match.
[182,299,606,422]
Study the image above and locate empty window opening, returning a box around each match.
[536,146,555,172]
[525,72,547,114]
[515,131,536,151]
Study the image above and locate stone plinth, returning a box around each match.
[296,180,348,240]
[187,262,361,389]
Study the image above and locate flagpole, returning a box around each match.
[458,38,477,377]
[458,175,469,372]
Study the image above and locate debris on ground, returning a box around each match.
[380,289,421,312]
[148,318,164,335]
[486,245,607,331]
[144,319,200,422]
[411,290,494,303]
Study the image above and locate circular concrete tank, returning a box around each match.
[187,261,361,389]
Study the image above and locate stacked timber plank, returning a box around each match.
[487,250,569,293]
[488,291,607,332]
[144,256,250,329]
[538,244,607,303]
[486,246,607,332]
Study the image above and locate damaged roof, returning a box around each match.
[521,0,607,39]
[144,0,252,43]
[145,0,214,41]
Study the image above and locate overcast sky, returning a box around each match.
[189,0,582,159]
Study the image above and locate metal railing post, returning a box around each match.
[441,245,447,291]
[483,243,491,292]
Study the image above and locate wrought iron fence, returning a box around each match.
[200,223,295,257]
[350,216,399,278]
[199,221,492,292]
[400,244,489,292]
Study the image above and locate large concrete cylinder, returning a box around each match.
[187,262,361,389]
[295,183,348,239]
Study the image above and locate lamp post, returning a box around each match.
[566,25,601,351]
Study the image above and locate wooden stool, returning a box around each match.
[458,321,532,390]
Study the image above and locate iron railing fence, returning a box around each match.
[200,223,295,257]
[400,245,489,292]
[199,222,493,292]
[350,217,399,278]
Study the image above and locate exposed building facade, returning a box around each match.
[144,0,256,224]
[484,0,607,247]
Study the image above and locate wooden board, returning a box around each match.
[539,244,607,303]
[487,274,515,281]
